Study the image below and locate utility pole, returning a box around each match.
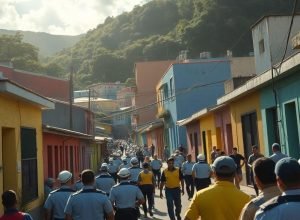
[69,62,74,130]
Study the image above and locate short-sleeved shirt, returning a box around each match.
[248,153,264,166]
[230,154,245,169]
[108,163,118,173]
[150,159,162,170]
[129,167,143,182]
[174,155,185,168]
[182,161,195,176]
[161,167,183,189]
[269,152,288,163]
[110,181,144,208]
[0,209,33,220]
[44,186,75,219]
[254,189,300,220]
[64,186,113,220]
[185,181,251,220]
[239,185,281,220]
[192,162,212,179]
[95,173,115,194]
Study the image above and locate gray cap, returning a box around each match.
[212,156,236,174]
[100,163,108,171]
[275,157,300,183]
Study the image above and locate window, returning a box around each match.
[164,84,169,99]
[259,39,265,54]
[21,127,38,204]
[170,77,174,97]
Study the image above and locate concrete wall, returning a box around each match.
[185,121,201,162]
[0,95,44,215]
[252,16,300,74]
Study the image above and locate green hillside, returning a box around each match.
[1,0,295,89]
[0,29,82,57]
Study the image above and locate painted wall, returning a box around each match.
[229,92,264,158]
[159,59,231,152]
[260,70,300,158]
[0,94,44,214]
[43,102,93,134]
[134,61,174,126]
[252,16,300,74]
[145,127,164,159]
[185,121,201,162]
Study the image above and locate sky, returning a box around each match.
[0,0,150,36]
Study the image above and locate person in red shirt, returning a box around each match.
[0,190,33,220]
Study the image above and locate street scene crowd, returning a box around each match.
[1,141,300,220]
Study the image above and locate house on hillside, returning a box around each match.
[132,60,174,158]
[0,78,54,218]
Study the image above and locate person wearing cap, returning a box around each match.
[269,143,288,163]
[65,169,114,220]
[96,163,115,196]
[174,150,185,169]
[182,154,195,200]
[74,174,83,191]
[160,157,185,220]
[192,154,212,192]
[110,168,145,220]
[184,156,251,220]
[44,178,55,200]
[248,145,264,196]
[254,157,300,220]
[129,157,143,184]
[239,157,281,220]
[150,154,163,188]
[0,190,33,220]
[119,158,131,170]
[229,147,246,189]
[44,170,75,220]
[137,162,155,217]
[108,158,119,182]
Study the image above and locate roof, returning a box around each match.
[137,119,164,133]
[251,14,300,29]
[43,125,93,139]
[217,51,300,105]
[0,78,54,109]
[177,104,227,126]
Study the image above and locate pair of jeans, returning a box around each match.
[139,184,154,215]
[184,175,194,198]
[165,187,181,220]
[152,169,161,186]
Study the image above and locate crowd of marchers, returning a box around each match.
[0,141,300,220]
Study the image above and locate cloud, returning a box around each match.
[0,0,150,35]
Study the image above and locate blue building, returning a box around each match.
[157,59,231,153]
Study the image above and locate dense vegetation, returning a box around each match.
[0,0,295,88]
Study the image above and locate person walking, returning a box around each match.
[192,154,212,191]
[269,143,288,163]
[254,157,300,220]
[184,156,251,220]
[160,157,185,220]
[164,146,169,162]
[174,150,185,169]
[64,169,114,220]
[248,145,264,196]
[138,162,155,218]
[150,154,163,188]
[95,163,115,196]
[0,190,33,220]
[210,146,218,163]
[44,170,75,220]
[239,157,281,220]
[110,168,145,220]
[181,154,195,200]
[150,144,155,158]
[129,157,143,185]
[229,147,246,189]
[108,158,119,182]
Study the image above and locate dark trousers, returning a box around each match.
[152,169,161,186]
[139,185,154,215]
[115,208,137,220]
[165,187,181,220]
[195,178,211,191]
[184,175,194,198]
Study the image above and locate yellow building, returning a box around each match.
[0,79,54,216]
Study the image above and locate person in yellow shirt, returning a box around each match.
[160,157,184,220]
[184,156,251,220]
[138,162,155,218]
